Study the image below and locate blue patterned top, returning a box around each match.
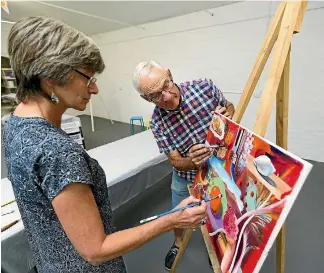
[2,114,126,273]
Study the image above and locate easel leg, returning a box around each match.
[275,46,290,273]
[276,226,286,273]
[200,225,221,273]
[90,99,95,132]
[170,185,221,273]
[170,228,193,273]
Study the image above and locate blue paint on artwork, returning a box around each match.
[208,156,244,211]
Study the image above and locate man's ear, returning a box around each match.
[140,94,150,102]
[166,69,173,81]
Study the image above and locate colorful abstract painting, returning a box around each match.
[192,113,312,273]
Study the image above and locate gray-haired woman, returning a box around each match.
[2,16,207,273]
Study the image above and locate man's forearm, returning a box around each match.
[170,156,197,171]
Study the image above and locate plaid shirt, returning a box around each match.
[150,78,228,182]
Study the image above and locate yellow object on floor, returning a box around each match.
[146,117,151,130]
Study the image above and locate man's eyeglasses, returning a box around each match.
[142,80,174,103]
[75,69,97,88]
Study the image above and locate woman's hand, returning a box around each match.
[167,196,207,230]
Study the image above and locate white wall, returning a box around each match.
[1,23,11,57]
[89,1,324,162]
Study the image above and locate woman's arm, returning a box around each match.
[52,183,206,265]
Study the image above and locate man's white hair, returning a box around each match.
[132,61,163,94]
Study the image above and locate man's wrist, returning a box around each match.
[188,156,199,169]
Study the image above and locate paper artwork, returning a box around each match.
[192,113,312,273]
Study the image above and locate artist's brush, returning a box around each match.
[1,219,19,232]
[205,144,225,149]
[139,194,222,224]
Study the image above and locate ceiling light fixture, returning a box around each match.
[1,20,15,24]
[33,0,145,30]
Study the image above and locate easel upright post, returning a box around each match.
[253,1,303,136]
[275,45,290,273]
[232,2,286,123]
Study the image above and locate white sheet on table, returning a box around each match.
[87,130,167,187]
[1,130,167,239]
[1,177,24,241]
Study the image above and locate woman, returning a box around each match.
[3,16,207,273]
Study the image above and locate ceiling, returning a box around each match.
[1,1,236,36]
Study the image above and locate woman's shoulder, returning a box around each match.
[3,114,84,157]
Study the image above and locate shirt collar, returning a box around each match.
[163,83,184,114]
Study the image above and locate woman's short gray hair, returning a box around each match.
[132,61,163,94]
[8,16,105,102]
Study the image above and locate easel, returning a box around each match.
[170,1,308,273]
[89,93,114,132]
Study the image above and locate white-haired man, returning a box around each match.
[132,61,235,270]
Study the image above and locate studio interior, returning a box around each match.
[1,1,323,273]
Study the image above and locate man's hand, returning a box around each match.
[211,101,235,119]
[168,196,207,229]
[213,105,232,118]
[188,144,212,168]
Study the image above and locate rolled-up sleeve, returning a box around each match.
[150,119,176,154]
[209,79,228,107]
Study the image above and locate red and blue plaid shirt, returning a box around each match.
[150,78,228,182]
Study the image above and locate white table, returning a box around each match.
[1,130,171,273]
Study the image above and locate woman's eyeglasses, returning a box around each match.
[142,80,174,103]
[74,69,97,88]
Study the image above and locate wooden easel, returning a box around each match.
[170,1,308,273]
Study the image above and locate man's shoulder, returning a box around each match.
[179,78,214,89]
[151,107,162,125]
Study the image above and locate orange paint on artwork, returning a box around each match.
[210,186,221,214]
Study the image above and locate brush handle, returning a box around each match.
[158,201,202,217]
[139,202,201,224]
[1,220,19,232]
[139,194,221,224]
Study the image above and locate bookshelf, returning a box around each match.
[1,56,17,116]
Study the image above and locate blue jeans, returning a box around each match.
[171,171,192,209]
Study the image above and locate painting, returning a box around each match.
[192,113,313,273]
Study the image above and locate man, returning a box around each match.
[132,61,235,270]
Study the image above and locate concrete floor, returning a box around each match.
[2,115,323,273]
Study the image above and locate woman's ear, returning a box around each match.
[42,78,55,89]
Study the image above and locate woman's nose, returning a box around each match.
[89,83,99,94]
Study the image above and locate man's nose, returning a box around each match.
[162,91,172,102]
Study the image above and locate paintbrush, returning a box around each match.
[139,194,222,224]
[1,219,19,232]
[205,144,225,149]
